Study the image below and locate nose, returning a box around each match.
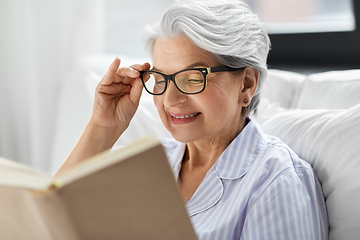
[163,80,187,108]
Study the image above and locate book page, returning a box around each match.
[0,157,52,190]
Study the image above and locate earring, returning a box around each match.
[243,99,248,104]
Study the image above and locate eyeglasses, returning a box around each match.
[139,65,244,95]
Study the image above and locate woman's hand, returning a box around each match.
[90,58,150,135]
[54,58,150,177]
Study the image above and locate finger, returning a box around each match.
[116,67,140,80]
[129,78,144,106]
[116,62,151,79]
[114,63,150,86]
[101,58,121,85]
[130,62,151,72]
[96,82,131,95]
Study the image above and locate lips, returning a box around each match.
[169,112,201,125]
[170,112,200,119]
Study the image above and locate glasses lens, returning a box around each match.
[143,72,166,95]
[175,70,205,94]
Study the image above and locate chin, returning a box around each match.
[160,114,200,143]
[171,135,190,143]
[168,129,199,143]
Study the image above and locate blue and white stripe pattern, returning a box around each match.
[162,119,328,240]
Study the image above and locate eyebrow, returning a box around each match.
[152,61,209,73]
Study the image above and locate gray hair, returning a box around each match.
[144,0,270,117]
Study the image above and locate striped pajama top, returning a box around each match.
[160,119,328,240]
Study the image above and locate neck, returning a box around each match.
[183,117,248,170]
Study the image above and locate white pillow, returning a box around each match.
[262,69,306,108]
[296,69,360,109]
[256,101,360,240]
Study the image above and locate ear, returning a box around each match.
[239,67,260,107]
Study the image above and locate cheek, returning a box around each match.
[153,96,162,112]
[204,88,242,117]
[153,96,167,121]
[153,96,160,109]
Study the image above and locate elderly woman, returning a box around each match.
[56,0,328,239]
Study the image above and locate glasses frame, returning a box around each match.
[139,65,245,95]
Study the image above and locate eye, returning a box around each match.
[155,80,166,86]
[187,74,204,85]
[153,74,166,85]
[188,79,204,84]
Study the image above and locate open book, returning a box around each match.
[0,135,198,240]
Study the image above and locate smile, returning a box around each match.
[171,113,200,119]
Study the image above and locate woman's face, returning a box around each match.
[152,36,248,144]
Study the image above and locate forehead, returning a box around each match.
[153,36,219,72]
